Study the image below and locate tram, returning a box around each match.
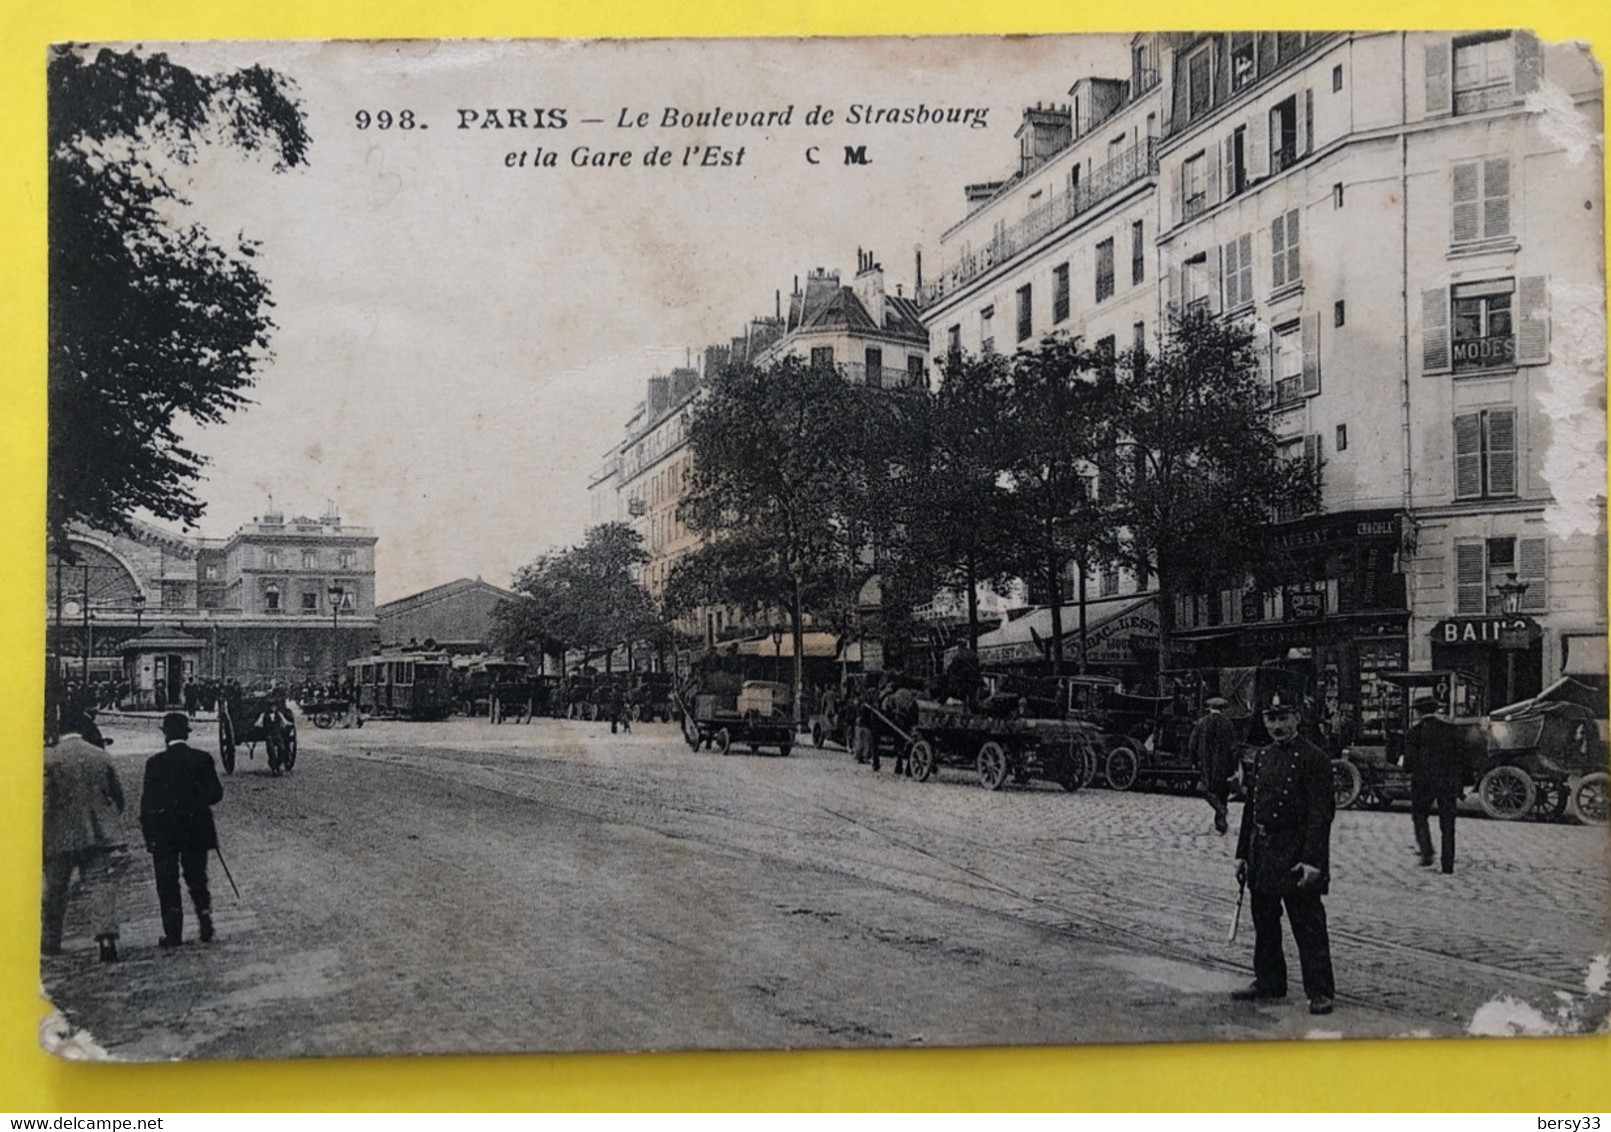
[347,646,455,720]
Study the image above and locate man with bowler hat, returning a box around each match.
[1404,692,1470,873]
[140,711,224,948]
[1232,690,1337,1015]
[1189,695,1240,834]
[42,707,127,962]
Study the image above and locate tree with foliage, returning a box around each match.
[494,523,657,674]
[891,350,1025,651]
[48,45,311,555]
[999,335,1118,676]
[680,356,884,718]
[1104,308,1322,674]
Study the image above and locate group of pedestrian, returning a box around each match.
[42,710,225,962]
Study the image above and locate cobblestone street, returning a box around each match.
[39,713,1611,1061]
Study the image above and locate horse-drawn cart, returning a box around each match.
[678,680,795,756]
[219,689,297,776]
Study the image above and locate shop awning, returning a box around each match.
[975,596,1157,666]
[1562,634,1607,677]
[734,631,840,659]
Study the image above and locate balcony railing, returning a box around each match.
[1454,81,1516,115]
[917,137,1158,309]
[841,361,926,388]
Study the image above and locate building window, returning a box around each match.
[1451,279,1515,371]
[1274,434,1322,520]
[301,591,319,612]
[1187,46,1213,119]
[1276,32,1304,63]
[980,306,995,355]
[1226,127,1247,198]
[1132,320,1147,368]
[1332,64,1344,92]
[1095,239,1115,302]
[1453,406,1518,500]
[264,584,281,613]
[1334,299,1346,327]
[1052,263,1070,323]
[1271,208,1301,289]
[1222,232,1254,309]
[1454,32,1514,114]
[202,563,220,581]
[301,548,317,569]
[1130,220,1146,284]
[865,347,883,387]
[1096,335,1117,379]
[1230,32,1256,91]
[906,355,925,387]
[1451,158,1511,243]
[946,324,961,365]
[810,345,834,369]
[1182,151,1208,220]
[1274,322,1303,403]
[1100,561,1120,597]
[264,548,281,569]
[1332,182,1344,208]
[1336,423,1348,451]
[1183,252,1213,314]
[1270,96,1299,173]
[1016,285,1033,342]
[1456,534,1546,613]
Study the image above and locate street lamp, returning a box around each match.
[132,591,145,631]
[328,584,345,679]
[1495,572,1530,707]
[770,622,784,686]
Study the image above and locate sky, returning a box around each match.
[123,37,1131,602]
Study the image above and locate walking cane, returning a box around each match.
[1227,874,1246,943]
[214,842,242,900]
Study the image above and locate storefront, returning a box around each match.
[1430,614,1544,710]
[975,595,1158,676]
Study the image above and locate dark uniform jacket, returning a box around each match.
[1188,711,1240,784]
[139,741,223,853]
[1235,735,1334,895]
[1403,714,1470,795]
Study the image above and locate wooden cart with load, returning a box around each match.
[679,679,795,756]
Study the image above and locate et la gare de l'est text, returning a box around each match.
[350,102,993,168]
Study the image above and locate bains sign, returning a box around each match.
[1431,615,1539,645]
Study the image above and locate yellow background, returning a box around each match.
[3,0,1608,1113]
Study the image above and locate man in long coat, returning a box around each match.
[1188,695,1241,833]
[140,712,224,948]
[1404,693,1470,874]
[1233,691,1337,1015]
[43,709,127,961]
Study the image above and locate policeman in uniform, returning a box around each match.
[1188,695,1240,834]
[1232,691,1337,1015]
[1404,693,1469,874]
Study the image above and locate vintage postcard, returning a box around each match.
[38,33,1608,1062]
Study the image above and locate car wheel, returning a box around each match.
[1331,759,1363,809]
[1571,772,1608,826]
[1105,747,1139,792]
[977,741,1008,791]
[1478,764,1536,821]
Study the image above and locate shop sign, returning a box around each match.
[1286,589,1326,619]
[1271,511,1401,550]
[1063,606,1159,663]
[1431,616,1539,646]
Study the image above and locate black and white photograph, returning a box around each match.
[39,32,1609,1061]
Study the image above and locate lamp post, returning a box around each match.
[132,591,145,631]
[1495,572,1530,707]
[771,623,784,685]
[328,584,345,679]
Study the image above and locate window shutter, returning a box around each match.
[1485,407,1517,497]
[1516,275,1550,364]
[1455,543,1486,613]
[1271,213,1288,288]
[1483,159,1511,238]
[1222,238,1240,307]
[1303,88,1314,154]
[1453,412,1483,498]
[1422,286,1451,372]
[1171,162,1184,226]
[1284,208,1301,283]
[1223,134,1237,196]
[1451,162,1481,243]
[1264,327,1276,387]
[1247,117,1266,182]
[1515,31,1545,95]
[1206,143,1222,210]
[1237,233,1253,305]
[1304,432,1321,468]
[1301,311,1321,395]
[1518,536,1548,610]
[1425,41,1452,115]
[1166,258,1181,315]
[1210,245,1224,313]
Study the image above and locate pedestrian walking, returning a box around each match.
[42,709,128,962]
[1405,693,1471,874]
[139,712,224,949]
[608,681,630,734]
[1232,691,1336,1016]
[1188,695,1240,834]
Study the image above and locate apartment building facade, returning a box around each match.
[919,29,1604,728]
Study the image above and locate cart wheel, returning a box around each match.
[811,721,826,748]
[311,711,335,730]
[1570,772,1608,826]
[977,741,1009,791]
[218,711,236,775]
[1478,764,1536,821]
[908,740,935,783]
[1532,779,1571,821]
[1104,747,1139,792]
[1331,759,1363,810]
[715,728,732,756]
